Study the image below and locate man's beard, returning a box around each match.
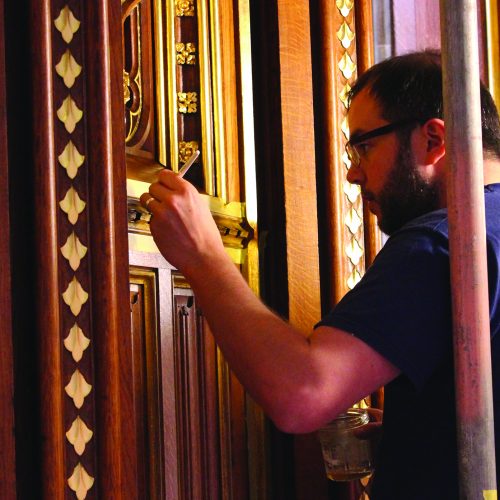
[375,137,441,235]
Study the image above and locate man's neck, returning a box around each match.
[484,157,500,185]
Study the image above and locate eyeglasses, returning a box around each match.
[345,118,419,166]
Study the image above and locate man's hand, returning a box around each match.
[140,170,227,276]
[354,407,383,440]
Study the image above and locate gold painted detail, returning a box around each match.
[338,52,356,80]
[65,369,92,409]
[66,416,93,456]
[175,0,195,16]
[177,92,198,113]
[337,21,355,49]
[54,6,81,44]
[336,0,354,17]
[64,323,91,362]
[57,95,83,134]
[58,140,85,179]
[67,463,94,499]
[62,276,89,316]
[179,141,199,163]
[176,42,197,65]
[55,49,82,88]
[123,70,131,104]
[60,187,86,225]
[61,232,88,271]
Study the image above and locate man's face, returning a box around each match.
[347,89,441,235]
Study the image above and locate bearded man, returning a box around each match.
[141,51,500,499]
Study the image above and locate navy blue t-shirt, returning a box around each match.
[318,184,500,499]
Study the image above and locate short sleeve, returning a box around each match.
[317,227,452,390]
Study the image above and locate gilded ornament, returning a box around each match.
[58,140,85,179]
[177,92,198,113]
[337,22,355,49]
[338,52,356,80]
[176,42,197,65]
[175,0,195,16]
[68,462,94,499]
[179,141,199,163]
[55,49,82,88]
[123,70,131,104]
[65,369,92,409]
[61,232,87,271]
[336,0,354,18]
[64,323,90,362]
[60,186,86,225]
[62,276,89,316]
[66,416,93,455]
[57,95,83,134]
[54,6,81,44]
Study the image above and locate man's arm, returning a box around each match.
[141,171,400,433]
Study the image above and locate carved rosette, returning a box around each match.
[336,0,365,290]
[54,4,94,498]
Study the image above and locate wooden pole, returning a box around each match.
[439,1,497,497]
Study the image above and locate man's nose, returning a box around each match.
[346,163,365,185]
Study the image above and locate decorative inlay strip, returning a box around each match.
[58,140,85,179]
[65,369,92,409]
[55,49,82,88]
[59,186,86,225]
[61,232,88,271]
[62,276,89,316]
[177,91,198,113]
[56,95,83,133]
[67,463,94,499]
[64,323,90,362]
[54,6,81,44]
[66,416,93,456]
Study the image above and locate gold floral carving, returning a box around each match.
[64,323,90,362]
[57,95,83,134]
[62,276,89,316]
[175,0,195,16]
[61,232,88,271]
[179,141,199,163]
[66,416,93,455]
[338,52,356,80]
[54,6,81,44]
[60,186,86,225]
[65,369,92,409]
[58,140,85,179]
[55,49,82,88]
[337,22,355,49]
[336,0,354,17]
[177,92,198,113]
[176,42,197,65]
[67,462,94,499]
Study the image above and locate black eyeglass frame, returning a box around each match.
[345,118,421,166]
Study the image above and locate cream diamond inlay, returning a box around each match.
[66,416,93,456]
[64,323,90,362]
[68,462,94,499]
[336,0,354,17]
[339,84,351,109]
[337,21,355,49]
[338,52,356,80]
[344,181,361,204]
[58,141,85,179]
[61,232,87,271]
[55,49,82,88]
[57,96,83,134]
[62,276,89,316]
[54,6,81,44]
[65,369,92,409]
[346,238,364,266]
[347,268,362,290]
[345,207,363,234]
[60,186,86,225]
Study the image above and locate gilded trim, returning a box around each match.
[485,0,500,107]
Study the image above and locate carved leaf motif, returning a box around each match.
[54,6,81,44]
[66,416,93,455]
[57,96,83,134]
[338,52,356,80]
[347,269,362,290]
[62,276,89,316]
[337,21,354,49]
[65,369,92,409]
[58,141,85,179]
[346,237,364,266]
[344,181,361,204]
[68,462,94,499]
[339,83,351,109]
[60,187,86,225]
[61,232,87,271]
[345,207,362,235]
[64,323,90,362]
[55,49,82,88]
[336,0,354,17]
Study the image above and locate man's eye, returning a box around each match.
[356,143,371,157]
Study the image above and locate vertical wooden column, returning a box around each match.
[0,0,16,495]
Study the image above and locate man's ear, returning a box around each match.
[421,118,446,165]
